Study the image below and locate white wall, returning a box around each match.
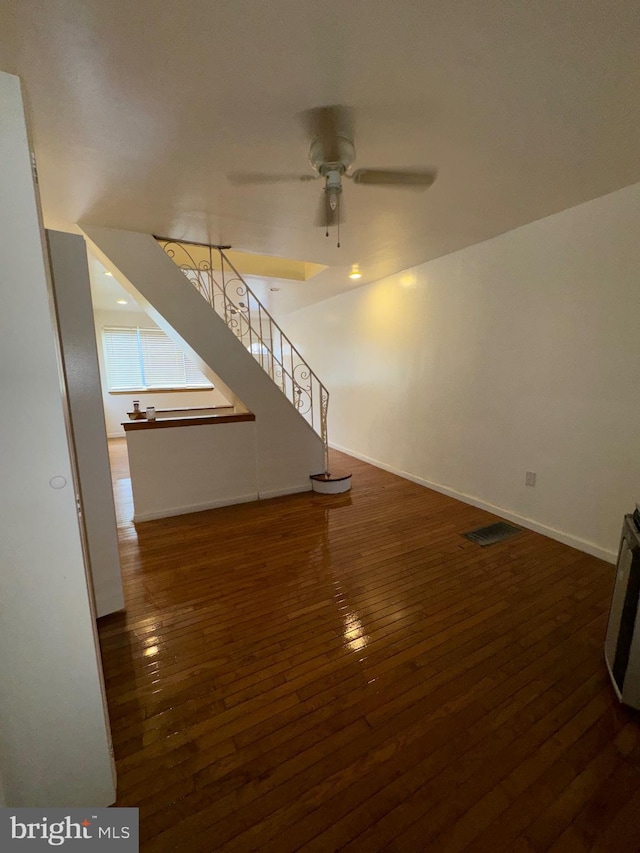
[48,231,124,617]
[0,72,115,805]
[94,308,231,436]
[126,421,260,521]
[285,182,640,561]
[82,226,325,496]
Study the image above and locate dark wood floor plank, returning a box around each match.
[98,439,636,852]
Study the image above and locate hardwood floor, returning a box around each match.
[99,438,640,851]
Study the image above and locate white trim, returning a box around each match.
[311,477,352,494]
[133,492,258,522]
[132,483,313,522]
[605,653,623,702]
[107,387,214,394]
[331,442,617,564]
[94,590,126,619]
[258,483,312,500]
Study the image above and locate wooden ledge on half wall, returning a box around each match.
[123,411,255,431]
[126,404,234,419]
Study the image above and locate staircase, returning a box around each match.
[156,238,330,472]
[81,225,335,506]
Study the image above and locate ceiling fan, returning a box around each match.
[228,105,437,246]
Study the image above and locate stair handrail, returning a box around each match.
[156,238,329,473]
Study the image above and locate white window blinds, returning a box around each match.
[139,329,185,388]
[102,326,212,391]
[103,327,144,391]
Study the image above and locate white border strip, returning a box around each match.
[605,654,623,701]
[133,483,312,522]
[134,492,258,522]
[259,484,312,500]
[331,443,616,564]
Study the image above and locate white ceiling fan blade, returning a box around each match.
[228,172,317,185]
[349,168,437,189]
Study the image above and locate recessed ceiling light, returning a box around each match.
[116,299,128,305]
[104,271,113,277]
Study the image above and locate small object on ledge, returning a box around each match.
[146,406,156,421]
[129,399,144,420]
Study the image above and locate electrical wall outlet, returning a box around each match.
[525,471,536,487]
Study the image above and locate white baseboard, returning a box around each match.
[134,492,258,522]
[133,483,313,522]
[107,431,125,439]
[331,442,617,564]
[94,591,125,619]
[259,484,312,500]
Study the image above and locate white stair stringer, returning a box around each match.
[81,226,324,499]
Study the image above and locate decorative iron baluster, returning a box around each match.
[156,237,330,472]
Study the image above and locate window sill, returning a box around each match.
[108,387,214,395]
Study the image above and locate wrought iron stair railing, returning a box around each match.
[156,238,329,472]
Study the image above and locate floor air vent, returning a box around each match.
[463,521,522,546]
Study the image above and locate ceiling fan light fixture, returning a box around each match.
[229,106,437,247]
[349,267,362,280]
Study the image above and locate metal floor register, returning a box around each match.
[463,521,522,546]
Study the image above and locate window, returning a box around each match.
[248,341,269,357]
[102,326,212,392]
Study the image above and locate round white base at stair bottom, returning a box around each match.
[311,476,352,495]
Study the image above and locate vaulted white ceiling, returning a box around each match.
[3,0,640,312]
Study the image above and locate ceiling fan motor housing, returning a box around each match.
[309,135,356,175]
